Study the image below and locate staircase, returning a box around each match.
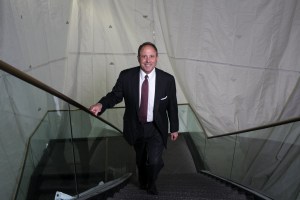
[107,173,254,200]
[25,134,267,200]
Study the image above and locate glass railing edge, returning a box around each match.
[12,109,51,200]
[75,173,132,200]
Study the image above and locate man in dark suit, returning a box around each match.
[89,42,179,195]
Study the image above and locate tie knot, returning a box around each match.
[145,75,148,79]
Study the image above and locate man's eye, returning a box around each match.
[141,55,155,59]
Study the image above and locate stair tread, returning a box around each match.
[108,174,250,200]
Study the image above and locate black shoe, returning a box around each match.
[147,184,158,195]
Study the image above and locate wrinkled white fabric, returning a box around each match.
[156,0,300,135]
[0,0,300,199]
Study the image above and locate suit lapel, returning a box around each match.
[133,67,140,112]
[154,69,163,116]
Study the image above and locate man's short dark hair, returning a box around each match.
[138,42,158,57]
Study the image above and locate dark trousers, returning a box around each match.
[134,122,164,188]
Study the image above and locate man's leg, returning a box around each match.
[133,140,148,189]
[145,124,164,195]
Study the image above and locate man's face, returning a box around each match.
[138,45,158,74]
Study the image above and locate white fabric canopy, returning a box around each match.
[0,0,299,199]
[1,0,299,136]
[156,0,300,135]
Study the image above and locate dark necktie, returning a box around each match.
[139,75,148,123]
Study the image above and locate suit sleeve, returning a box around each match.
[98,72,124,114]
[167,76,179,133]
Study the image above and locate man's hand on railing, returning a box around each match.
[89,103,102,116]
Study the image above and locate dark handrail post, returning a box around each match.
[68,104,79,197]
[230,134,238,179]
[105,137,108,182]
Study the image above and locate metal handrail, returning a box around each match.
[201,170,273,200]
[209,115,300,139]
[0,59,122,133]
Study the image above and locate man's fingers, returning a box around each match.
[171,133,178,141]
[89,106,99,116]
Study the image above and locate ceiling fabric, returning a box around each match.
[156,0,300,135]
[1,0,299,137]
[0,1,300,199]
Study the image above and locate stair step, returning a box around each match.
[124,184,237,194]
[108,174,251,200]
[115,189,248,199]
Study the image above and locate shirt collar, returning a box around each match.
[140,68,155,80]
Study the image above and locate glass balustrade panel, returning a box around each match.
[100,107,125,131]
[68,106,135,193]
[205,135,236,179]
[232,121,300,200]
[0,69,77,199]
[183,105,206,161]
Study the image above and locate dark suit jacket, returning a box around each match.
[99,66,179,146]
